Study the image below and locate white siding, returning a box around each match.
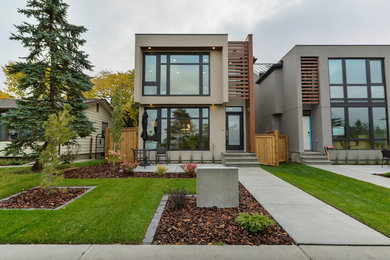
[61,102,112,158]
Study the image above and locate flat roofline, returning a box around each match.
[294,44,390,47]
[135,33,228,36]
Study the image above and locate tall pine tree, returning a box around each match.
[2,0,94,170]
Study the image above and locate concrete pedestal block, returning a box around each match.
[196,167,239,208]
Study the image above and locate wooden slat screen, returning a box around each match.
[228,41,249,99]
[301,57,319,104]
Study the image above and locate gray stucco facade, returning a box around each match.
[255,45,390,162]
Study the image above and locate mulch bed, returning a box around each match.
[373,173,390,179]
[0,187,89,209]
[63,163,193,179]
[153,184,294,245]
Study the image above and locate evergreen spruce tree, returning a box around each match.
[2,0,94,171]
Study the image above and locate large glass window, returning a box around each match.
[144,107,209,150]
[143,53,210,96]
[329,58,388,149]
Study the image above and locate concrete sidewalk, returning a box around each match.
[239,167,390,245]
[309,164,390,189]
[2,244,390,260]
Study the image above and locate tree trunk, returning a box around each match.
[32,160,43,172]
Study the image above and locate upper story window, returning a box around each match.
[329,58,385,103]
[143,53,210,96]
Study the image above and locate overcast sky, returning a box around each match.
[1,0,390,88]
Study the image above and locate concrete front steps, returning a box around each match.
[222,152,260,167]
[300,151,332,165]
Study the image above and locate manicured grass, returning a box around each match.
[262,163,390,237]
[0,167,195,244]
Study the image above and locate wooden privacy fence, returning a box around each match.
[255,130,289,167]
[105,127,138,162]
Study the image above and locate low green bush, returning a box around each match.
[236,213,274,233]
[384,172,390,177]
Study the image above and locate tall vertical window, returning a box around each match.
[143,53,210,96]
[329,58,388,149]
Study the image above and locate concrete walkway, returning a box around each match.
[238,167,390,245]
[309,164,390,189]
[2,244,390,260]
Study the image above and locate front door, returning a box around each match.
[226,108,244,150]
[302,116,312,150]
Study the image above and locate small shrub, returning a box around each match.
[107,150,121,166]
[375,156,380,165]
[167,154,171,164]
[120,161,139,174]
[59,142,79,164]
[155,165,168,176]
[212,153,215,164]
[190,153,193,163]
[200,152,204,164]
[178,153,182,163]
[180,163,197,177]
[236,213,275,233]
[345,153,349,165]
[354,157,359,165]
[384,172,390,177]
[365,157,370,165]
[334,155,339,165]
[386,160,389,166]
[169,188,187,209]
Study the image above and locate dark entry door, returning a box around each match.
[226,109,244,150]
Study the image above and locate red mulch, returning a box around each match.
[153,184,294,245]
[374,173,390,179]
[63,163,193,179]
[0,187,89,209]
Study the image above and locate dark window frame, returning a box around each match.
[142,52,211,96]
[144,107,210,151]
[329,58,389,149]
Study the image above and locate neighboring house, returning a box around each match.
[134,34,259,165]
[255,45,390,163]
[0,98,112,159]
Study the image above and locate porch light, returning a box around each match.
[148,47,152,50]
[212,46,216,50]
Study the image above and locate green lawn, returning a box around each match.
[0,162,196,244]
[262,163,390,237]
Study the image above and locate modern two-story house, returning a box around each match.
[255,45,390,163]
[134,34,259,165]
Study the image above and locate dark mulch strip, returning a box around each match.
[374,173,390,178]
[153,184,294,245]
[63,163,193,179]
[0,187,89,209]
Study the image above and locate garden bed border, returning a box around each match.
[0,186,96,210]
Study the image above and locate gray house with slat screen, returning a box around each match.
[255,45,390,164]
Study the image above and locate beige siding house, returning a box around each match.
[0,99,112,159]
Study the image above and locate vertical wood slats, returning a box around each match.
[228,41,250,99]
[105,127,138,163]
[301,57,320,104]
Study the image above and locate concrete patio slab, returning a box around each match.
[239,167,390,245]
[80,245,308,260]
[0,244,90,260]
[300,245,390,260]
[310,164,390,189]
[134,164,225,173]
